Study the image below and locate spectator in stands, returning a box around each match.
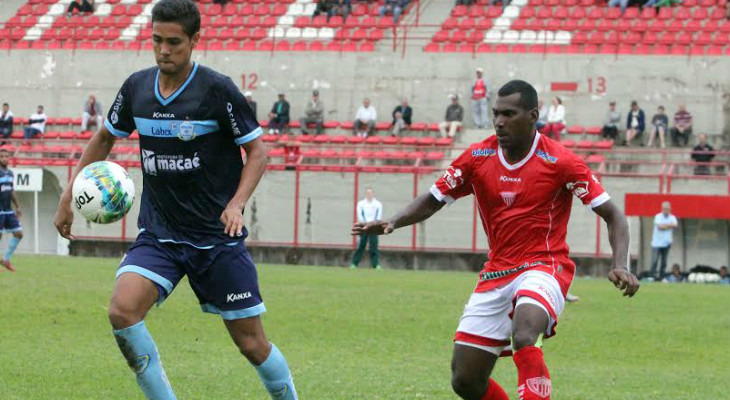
[268,93,290,135]
[624,100,645,147]
[542,97,565,142]
[354,98,377,137]
[601,100,621,143]
[244,91,257,121]
[720,266,730,285]
[647,105,668,148]
[390,98,412,136]
[439,95,464,138]
[23,105,47,140]
[671,104,693,147]
[649,201,678,280]
[313,0,350,22]
[691,133,715,175]
[0,103,13,140]
[81,94,102,132]
[299,90,325,135]
[66,0,94,17]
[663,264,686,283]
[456,0,475,5]
[470,67,490,129]
[536,99,548,132]
[350,187,383,270]
[489,0,511,9]
[379,0,409,23]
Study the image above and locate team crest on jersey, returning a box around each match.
[442,167,464,189]
[566,181,589,199]
[472,148,496,157]
[178,120,196,141]
[526,377,551,398]
[500,191,516,207]
[536,150,558,163]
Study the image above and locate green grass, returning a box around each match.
[1,255,729,399]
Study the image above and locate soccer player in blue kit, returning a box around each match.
[52,0,298,398]
[0,148,23,272]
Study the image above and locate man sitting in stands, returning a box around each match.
[354,98,377,137]
[66,0,94,17]
[81,94,103,132]
[390,98,412,137]
[438,95,464,139]
[24,105,47,140]
[671,104,693,147]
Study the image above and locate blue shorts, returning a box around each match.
[0,212,22,233]
[116,232,265,320]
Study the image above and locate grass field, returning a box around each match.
[1,255,729,400]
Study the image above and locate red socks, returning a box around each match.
[481,378,509,400]
[513,346,551,400]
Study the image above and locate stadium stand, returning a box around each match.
[426,0,730,55]
[0,0,415,51]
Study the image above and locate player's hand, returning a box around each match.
[351,220,394,236]
[221,206,245,238]
[53,195,75,240]
[15,209,22,219]
[608,268,640,297]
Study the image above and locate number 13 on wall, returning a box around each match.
[241,73,259,90]
[587,77,607,94]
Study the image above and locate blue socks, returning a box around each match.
[4,236,20,261]
[254,343,298,400]
[113,321,177,400]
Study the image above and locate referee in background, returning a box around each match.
[350,187,383,269]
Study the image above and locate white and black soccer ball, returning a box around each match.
[72,161,135,224]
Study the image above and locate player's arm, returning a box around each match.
[352,192,445,236]
[221,137,267,237]
[593,200,640,297]
[10,189,21,219]
[52,127,117,239]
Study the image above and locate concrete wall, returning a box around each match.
[1,51,730,143]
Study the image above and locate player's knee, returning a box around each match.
[235,333,269,364]
[450,371,481,399]
[512,329,540,351]
[14,232,22,239]
[108,302,143,330]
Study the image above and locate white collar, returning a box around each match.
[498,132,541,171]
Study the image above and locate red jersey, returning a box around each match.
[472,79,487,99]
[431,133,609,296]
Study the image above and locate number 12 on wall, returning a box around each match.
[241,73,259,90]
[587,77,607,94]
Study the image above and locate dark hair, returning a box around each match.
[658,105,664,110]
[152,0,201,38]
[631,100,638,107]
[555,96,562,105]
[38,105,44,109]
[2,103,7,107]
[497,80,538,111]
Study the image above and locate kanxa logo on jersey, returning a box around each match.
[442,167,464,189]
[141,149,201,176]
[152,112,175,118]
[499,175,521,183]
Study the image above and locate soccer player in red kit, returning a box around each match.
[352,80,639,400]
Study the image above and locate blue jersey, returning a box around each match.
[104,63,262,248]
[0,168,14,213]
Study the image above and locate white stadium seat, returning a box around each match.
[519,30,537,44]
[503,6,520,19]
[278,15,294,26]
[285,27,302,39]
[493,17,511,30]
[554,31,571,45]
[536,30,555,43]
[287,4,304,16]
[133,16,149,26]
[484,30,502,43]
[38,15,55,28]
[48,4,66,16]
[318,27,334,39]
[269,27,285,38]
[512,0,528,6]
[302,27,318,39]
[94,3,112,16]
[501,30,519,43]
[120,26,139,41]
[24,27,42,40]
[303,3,317,15]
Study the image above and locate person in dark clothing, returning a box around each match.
[391,98,412,136]
[66,0,94,16]
[244,91,257,121]
[690,133,715,175]
[0,103,14,140]
[268,93,290,135]
[624,100,645,146]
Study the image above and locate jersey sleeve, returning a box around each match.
[219,77,262,145]
[563,155,609,208]
[104,77,136,138]
[430,148,474,204]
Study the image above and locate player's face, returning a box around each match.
[493,94,538,150]
[152,22,199,75]
[0,152,8,168]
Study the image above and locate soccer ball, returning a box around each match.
[72,161,135,224]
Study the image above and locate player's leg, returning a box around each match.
[649,246,660,278]
[110,237,184,400]
[369,234,380,268]
[193,243,298,399]
[451,345,507,400]
[510,271,565,400]
[658,246,670,279]
[1,214,22,271]
[224,317,298,399]
[350,234,368,268]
